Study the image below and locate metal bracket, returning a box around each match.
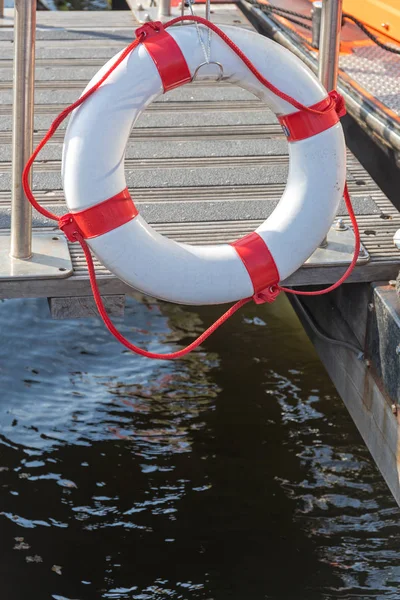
[305,219,369,267]
[0,232,73,280]
[393,229,400,251]
[131,2,175,23]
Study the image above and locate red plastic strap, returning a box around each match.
[136,21,191,92]
[231,232,280,303]
[278,90,347,142]
[67,188,138,240]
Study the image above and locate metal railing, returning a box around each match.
[7,0,343,264]
[318,0,343,91]
[158,0,171,18]
[11,0,36,259]
[3,0,73,281]
[0,0,4,20]
[316,0,343,247]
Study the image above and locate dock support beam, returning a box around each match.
[11,0,36,260]
[289,285,400,508]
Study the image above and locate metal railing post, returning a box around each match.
[318,0,343,248]
[0,0,4,20]
[311,1,322,49]
[0,0,72,280]
[10,0,36,260]
[205,0,210,21]
[318,0,343,91]
[158,0,171,17]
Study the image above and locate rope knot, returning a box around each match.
[253,284,281,305]
[135,21,163,39]
[59,213,81,243]
[328,90,346,118]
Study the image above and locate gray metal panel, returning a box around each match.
[340,46,400,117]
[0,109,278,131]
[0,196,381,229]
[0,123,285,143]
[0,139,288,162]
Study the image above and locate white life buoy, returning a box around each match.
[62,21,346,305]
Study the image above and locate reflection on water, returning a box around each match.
[0,295,399,599]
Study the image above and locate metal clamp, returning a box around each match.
[393,229,400,250]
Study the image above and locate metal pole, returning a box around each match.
[311,1,322,49]
[318,0,343,91]
[205,0,210,21]
[318,0,342,248]
[158,0,171,17]
[10,0,36,260]
[0,0,4,20]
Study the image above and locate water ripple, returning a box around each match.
[0,296,399,599]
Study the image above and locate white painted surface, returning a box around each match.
[62,24,346,304]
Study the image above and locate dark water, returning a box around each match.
[0,295,399,599]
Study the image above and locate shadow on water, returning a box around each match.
[0,295,399,599]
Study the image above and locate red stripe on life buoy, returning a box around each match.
[278,93,343,142]
[71,188,138,239]
[136,22,191,92]
[231,232,280,298]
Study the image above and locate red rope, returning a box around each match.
[78,229,250,359]
[22,16,360,360]
[279,185,359,296]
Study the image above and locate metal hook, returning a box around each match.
[192,61,224,82]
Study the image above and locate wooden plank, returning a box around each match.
[49,295,125,319]
[289,289,400,507]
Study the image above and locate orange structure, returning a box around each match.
[343,0,400,43]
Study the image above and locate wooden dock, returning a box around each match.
[1,4,400,505]
[1,6,400,298]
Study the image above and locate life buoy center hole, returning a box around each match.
[140,88,288,243]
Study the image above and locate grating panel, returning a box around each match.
[340,45,400,117]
